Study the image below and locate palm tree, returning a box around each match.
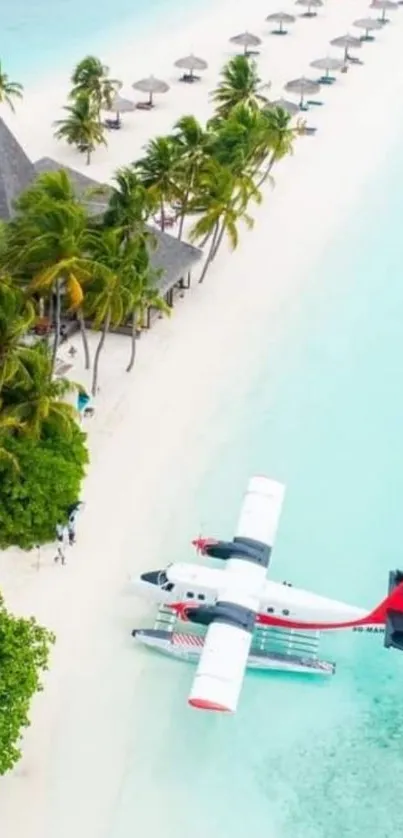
[209,103,263,177]
[254,106,298,186]
[84,228,140,394]
[211,55,269,119]
[2,343,78,440]
[70,55,120,118]
[189,161,259,282]
[171,115,210,240]
[123,239,169,372]
[0,411,22,472]
[103,166,154,240]
[135,137,180,231]
[54,94,107,164]
[9,201,97,371]
[0,276,36,394]
[0,61,23,111]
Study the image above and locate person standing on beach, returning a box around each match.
[67,500,84,546]
[54,523,68,565]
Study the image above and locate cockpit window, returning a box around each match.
[157,570,168,586]
[164,583,174,592]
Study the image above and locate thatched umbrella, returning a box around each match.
[284,76,321,108]
[174,54,208,81]
[266,12,296,34]
[310,56,344,82]
[330,34,362,62]
[353,17,383,40]
[132,75,170,107]
[369,0,398,22]
[107,95,136,118]
[269,97,299,115]
[295,0,324,17]
[229,31,262,55]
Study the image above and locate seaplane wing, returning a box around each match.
[187,476,285,713]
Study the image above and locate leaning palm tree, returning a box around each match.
[135,136,181,231]
[70,55,121,118]
[54,94,107,164]
[9,201,97,371]
[190,160,261,282]
[254,105,299,186]
[209,102,263,178]
[211,55,269,119]
[0,61,23,111]
[84,228,139,394]
[103,166,155,240]
[171,115,210,240]
[2,343,78,440]
[123,239,169,372]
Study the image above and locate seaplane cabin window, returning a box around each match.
[186,591,194,598]
[267,607,274,613]
[282,609,290,616]
[197,594,205,601]
[163,583,174,592]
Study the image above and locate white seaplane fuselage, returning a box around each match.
[133,562,372,631]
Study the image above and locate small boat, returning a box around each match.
[132,626,336,676]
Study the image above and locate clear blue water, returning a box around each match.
[1,0,201,81]
[106,135,403,836]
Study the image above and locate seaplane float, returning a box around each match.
[131,476,403,714]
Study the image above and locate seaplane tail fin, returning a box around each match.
[365,570,403,632]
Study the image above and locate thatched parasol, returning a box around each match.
[229,31,262,55]
[266,12,296,34]
[132,75,170,107]
[269,97,299,115]
[174,54,208,81]
[369,0,398,22]
[284,76,321,107]
[295,0,324,17]
[310,56,344,81]
[330,34,362,62]
[353,17,383,40]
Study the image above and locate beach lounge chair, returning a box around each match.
[306,99,324,106]
[301,125,317,136]
[180,73,201,83]
[136,101,153,111]
[104,117,121,130]
[317,75,336,85]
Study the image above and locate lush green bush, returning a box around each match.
[0,423,88,549]
[0,591,55,775]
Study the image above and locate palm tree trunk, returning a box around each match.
[91,311,111,396]
[177,187,190,241]
[198,222,220,284]
[126,311,138,372]
[77,309,91,369]
[211,222,226,261]
[86,146,92,166]
[160,198,165,232]
[256,152,277,188]
[51,280,61,375]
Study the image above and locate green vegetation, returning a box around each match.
[0,60,23,111]
[0,51,299,542]
[0,591,55,774]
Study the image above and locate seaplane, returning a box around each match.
[131,476,403,714]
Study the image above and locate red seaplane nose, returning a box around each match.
[191,537,216,554]
[168,602,189,620]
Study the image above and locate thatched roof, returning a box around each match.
[34,158,202,291]
[0,118,36,220]
[148,228,202,294]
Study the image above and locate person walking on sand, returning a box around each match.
[54,523,68,565]
[66,500,84,546]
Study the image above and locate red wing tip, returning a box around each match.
[188,698,231,712]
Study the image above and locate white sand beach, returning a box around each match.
[1,0,403,835]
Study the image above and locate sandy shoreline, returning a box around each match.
[1,1,403,836]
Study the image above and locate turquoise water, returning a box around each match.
[1,0,201,81]
[108,138,403,835]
